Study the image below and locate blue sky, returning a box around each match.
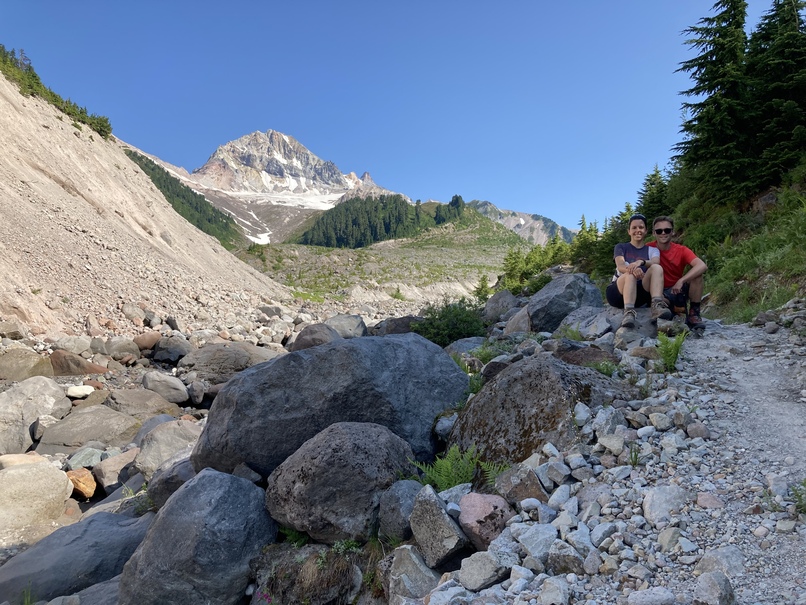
[2,1,769,230]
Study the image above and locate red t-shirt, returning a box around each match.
[647,242,697,288]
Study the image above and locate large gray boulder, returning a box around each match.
[266,422,416,543]
[0,512,152,603]
[105,389,181,421]
[0,348,54,381]
[482,290,518,324]
[192,333,469,476]
[409,484,470,569]
[141,371,189,404]
[288,322,343,351]
[0,461,73,532]
[517,273,603,334]
[117,468,277,605]
[176,341,284,385]
[324,313,368,338]
[148,450,196,509]
[449,354,623,465]
[36,405,141,455]
[133,419,202,481]
[0,376,71,455]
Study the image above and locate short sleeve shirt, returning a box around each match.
[647,242,698,288]
[613,243,660,279]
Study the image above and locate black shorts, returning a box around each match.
[663,283,690,311]
[606,279,652,309]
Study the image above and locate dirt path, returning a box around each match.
[678,317,806,603]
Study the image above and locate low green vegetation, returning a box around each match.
[791,479,806,515]
[411,444,509,492]
[585,360,619,377]
[0,45,112,138]
[656,332,688,372]
[278,526,310,547]
[412,297,485,347]
[124,149,244,250]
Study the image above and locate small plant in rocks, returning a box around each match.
[791,479,806,515]
[656,331,687,372]
[585,360,618,377]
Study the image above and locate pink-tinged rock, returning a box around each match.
[67,467,96,499]
[133,331,162,351]
[0,452,49,470]
[697,492,725,509]
[49,350,108,376]
[458,492,515,551]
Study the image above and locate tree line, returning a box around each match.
[0,44,112,139]
[297,194,466,248]
[124,149,243,250]
[501,0,806,293]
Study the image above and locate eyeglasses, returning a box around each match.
[654,228,673,235]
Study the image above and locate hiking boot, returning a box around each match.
[620,308,637,329]
[686,310,705,330]
[651,299,673,320]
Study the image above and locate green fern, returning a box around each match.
[479,460,510,487]
[411,444,480,491]
[657,331,687,372]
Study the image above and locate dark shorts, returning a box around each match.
[663,283,690,313]
[605,279,652,309]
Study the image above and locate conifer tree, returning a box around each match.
[675,0,751,203]
[745,0,806,190]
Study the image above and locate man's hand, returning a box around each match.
[671,278,685,294]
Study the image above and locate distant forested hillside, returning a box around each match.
[0,44,112,139]
[297,194,467,248]
[124,149,243,250]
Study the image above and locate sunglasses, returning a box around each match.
[654,228,673,234]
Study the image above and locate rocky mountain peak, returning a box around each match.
[191,129,347,195]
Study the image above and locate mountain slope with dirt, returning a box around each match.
[0,73,291,337]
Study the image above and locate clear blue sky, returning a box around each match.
[2,1,769,230]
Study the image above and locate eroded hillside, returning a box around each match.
[0,74,290,337]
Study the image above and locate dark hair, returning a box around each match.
[653,216,674,228]
[628,213,647,227]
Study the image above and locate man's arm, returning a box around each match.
[671,256,707,294]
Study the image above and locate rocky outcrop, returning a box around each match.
[117,468,276,605]
[191,333,469,476]
[265,422,416,543]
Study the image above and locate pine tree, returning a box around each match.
[675,0,751,203]
[636,166,671,221]
[745,0,806,190]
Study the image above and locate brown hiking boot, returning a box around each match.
[686,310,705,330]
[620,308,637,328]
[651,299,673,320]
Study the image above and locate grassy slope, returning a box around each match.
[240,209,527,300]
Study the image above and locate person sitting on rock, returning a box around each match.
[647,215,708,330]
[605,213,672,329]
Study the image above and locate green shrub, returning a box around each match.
[525,273,552,295]
[657,332,687,372]
[278,526,310,547]
[412,445,509,491]
[412,444,481,491]
[585,360,618,377]
[467,373,485,394]
[412,297,485,347]
[792,479,806,515]
[555,323,584,341]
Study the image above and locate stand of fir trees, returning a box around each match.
[124,150,243,250]
[297,194,466,249]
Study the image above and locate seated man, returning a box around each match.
[647,216,708,330]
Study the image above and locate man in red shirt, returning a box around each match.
[647,216,708,330]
